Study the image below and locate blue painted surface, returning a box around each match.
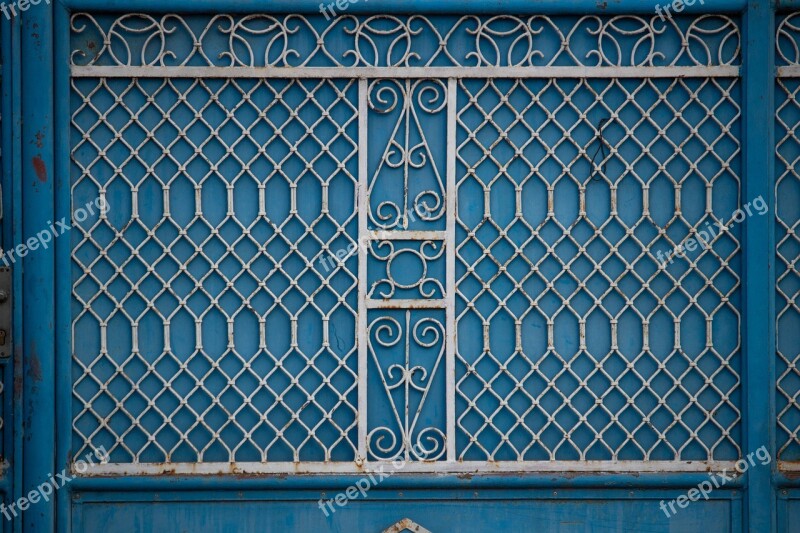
[3,7,23,533]
[2,0,794,531]
[55,4,76,533]
[777,490,800,533]
[0,0,14,523]
[20,0,56,531]
[71,490,742,533]
[743,0,776,531]
[59,0,747,15]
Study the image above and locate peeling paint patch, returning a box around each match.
[28,347,42,382]
[32,156,47,182]
[13,347,23,397]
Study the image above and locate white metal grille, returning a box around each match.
[70,12,743,475]
[455,77,742,462]
[71,78,360,463]
[69,13,740,69]
[776,13,800,464]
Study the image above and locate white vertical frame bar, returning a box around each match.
[357,78,369,463]
[445,77,457,462]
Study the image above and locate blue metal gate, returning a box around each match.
[0,0,798,531]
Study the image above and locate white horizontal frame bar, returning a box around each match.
[778,461,800,472]
[366,299,446,309]
[75,460,740,476]
[71,65,741,79]
[778,66,800,77]
[368,230,446,241]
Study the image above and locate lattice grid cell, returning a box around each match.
[775,13,800,464]
[776,77,800,461]
[71,77,359,463]
[455,78,742,462]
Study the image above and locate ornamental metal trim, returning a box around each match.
[69,12,745,474]
[70,13,741,69]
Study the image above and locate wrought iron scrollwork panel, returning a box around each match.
[366,310,447,462]
[362,76,452,462]
[71,13,740,68]
[368,239,446,301]
[367,79,447,231]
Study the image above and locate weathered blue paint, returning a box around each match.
[6,0,794,531]
[0,5,19,531]
[69,472,747,491]
[0,0,11,500]
[60,0,747,15]
[54,3,74,533]
[3,8,24,533]
[20,0,55,531]
[743,0,776,531]
[777,488,800,533]
[68,488,745,532]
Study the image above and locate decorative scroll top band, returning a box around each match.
[778,13,800,67]
[71,13,741,69]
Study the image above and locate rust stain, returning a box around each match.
[28,349,42,382]
[34,130,45,149]
[779,462,800,479]
[87,41,96,50]
[233,472,288,480]
[13,346,22,397]
[32,156,47,182]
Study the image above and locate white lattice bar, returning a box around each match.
[70,66,742,79]
[77,459,740,476]
[368,231,447,241]
[357,77,369,463]
[366,299,447,309]
[446,77,457,463]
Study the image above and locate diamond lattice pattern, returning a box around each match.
[776,78,800,461]
[455,78,742,461]
[71,78,359,463]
